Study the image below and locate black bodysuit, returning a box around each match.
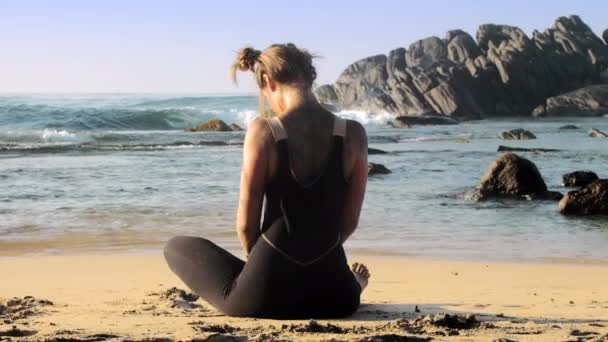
[163,116,361,319]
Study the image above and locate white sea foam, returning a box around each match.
[41,129,79,141]
[237,110,259,127]
[335,110,395,125]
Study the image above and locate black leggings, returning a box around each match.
[163,235,361,319]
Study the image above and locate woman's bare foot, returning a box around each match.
[351,262,371,292]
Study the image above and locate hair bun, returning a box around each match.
[236,47,261,72]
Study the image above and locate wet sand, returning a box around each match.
[1,254,608,341]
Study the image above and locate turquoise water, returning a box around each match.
[1,95,608,261]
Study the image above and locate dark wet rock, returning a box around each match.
[540,85,608,116]
[414,313,479,330]
[283,320,345,334]
[368,163,391,176]
[0,296,53,323]
[354,335,432,342]
[186,119,242,132]
[389,115,459,127]
[497,128,536,140]
[0,326,38,337]
[559,124,580,130]
[497,146,560,152]
[562,171,599,187]
[190,323,240,334]
[559,180,608,215]
[368,147,388,155]
[589,128,608,138]
[468,153,563,201]
[315,15,608,120]
[192,334,242,342]
[158,287,199,302]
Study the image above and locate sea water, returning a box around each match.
[1,94,607,261]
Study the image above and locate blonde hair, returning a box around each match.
[230,43,317,117]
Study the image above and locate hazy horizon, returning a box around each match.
[2,0,606,94]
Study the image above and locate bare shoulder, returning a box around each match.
[344,119,368,152]
[244,117,272,147]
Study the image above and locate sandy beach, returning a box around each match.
[1,253,608,341]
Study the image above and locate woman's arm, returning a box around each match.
[340,120,368,243]
[236,118,270,256]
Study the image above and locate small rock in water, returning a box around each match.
[368,147,388,155]
[497,128,536,140]
[368,163,391,176]
[389,115,459,127]
[589,128,608,138]
[559,180,608,216]
[467,153,562,201]
[562,171,599,187]
[559,124,580,130]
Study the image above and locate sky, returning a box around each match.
[1,0,606,94]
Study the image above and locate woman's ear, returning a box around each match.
[263,74,277,92]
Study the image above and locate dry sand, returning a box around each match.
[1,254,608,341]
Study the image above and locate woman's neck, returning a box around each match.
[275,87,318,116]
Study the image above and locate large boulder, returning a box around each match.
[559,180,608,215]
[446,30,480,63]
[497,128,536,140]
[562,171,599,187]
[539,85,608,116]
[406,37,447,68]
[186,119,241,132]
[468,153,563,201]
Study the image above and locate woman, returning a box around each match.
[164,43,369,319]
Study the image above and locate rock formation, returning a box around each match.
[497,128,536,140]
[562,171,599,187]
[316,15,608,121]
[559,180,608,215]
[533,84,608,116]
[467,153,563,201]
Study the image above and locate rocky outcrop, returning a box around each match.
[604,29,608,44]
[186,119,242,132]
[562,171,599,187]
[533,84,608,116]
[389,115,459,127]
[497,128,536,140]
[316,15,608,120]
[589,128,608,138]
[368,163,391,176]
[467,153,563,201]
[559,180,608,215]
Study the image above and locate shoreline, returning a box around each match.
[2,253,607,341]
[4,245,608,267]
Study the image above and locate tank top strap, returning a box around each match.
[265,117,287,142]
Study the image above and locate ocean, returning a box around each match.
[1,94,607,261]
